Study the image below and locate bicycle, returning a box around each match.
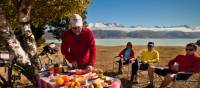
[0,42,58,87]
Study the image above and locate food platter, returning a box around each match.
[36,67,121,88]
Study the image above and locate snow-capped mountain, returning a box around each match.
[89,22,125,28]
[88,22,200,32]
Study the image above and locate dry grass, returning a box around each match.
[95,45,200,88]
[1,45,200,88]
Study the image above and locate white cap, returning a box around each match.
[70,14,83,27]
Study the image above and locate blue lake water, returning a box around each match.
[47,38,199,46]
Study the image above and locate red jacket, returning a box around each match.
[118,48,135,59]
[168,54,200,73]
[61,28,96,66]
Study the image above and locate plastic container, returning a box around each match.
[54,63,59,74]
[173,62,179,71]
[58,64,63,73]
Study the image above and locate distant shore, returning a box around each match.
[47,38,198,46]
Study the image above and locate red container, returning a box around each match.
[49,67,54,75]
[54,64,59,74]
[41,79,47,88]
[36,74,41,87]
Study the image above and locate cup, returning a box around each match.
[49,65,54,75]
[58,64,63,73]
[54,64,59,74]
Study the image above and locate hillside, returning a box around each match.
[92,30,200,38]
[90,23,200,38]
[44,23,200,39]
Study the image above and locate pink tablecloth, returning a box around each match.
[36,73,121,88]
[111,78,121,88]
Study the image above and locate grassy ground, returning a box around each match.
[1,45,200,88]
[95,45,200,88]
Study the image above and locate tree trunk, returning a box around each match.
[1,0,39,85]
[0,8,30,64]
[17,0,39,85]
[18,0,37,58]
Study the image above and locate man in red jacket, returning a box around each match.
[61,14,96,70]
[146,43,200,88]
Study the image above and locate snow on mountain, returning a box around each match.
[194,26,200,30]
[88,23,200,32]
[89,23,107,28]
[88,22,125,28]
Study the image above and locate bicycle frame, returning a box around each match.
[0,43,58,87]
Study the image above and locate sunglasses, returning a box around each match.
[147,45,153,47]
[185,48,194,51]
[72,27,81,30]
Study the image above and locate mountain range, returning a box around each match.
[44,23,200,39]
[88,23,200,38]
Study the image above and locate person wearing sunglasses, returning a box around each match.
[131,42,160,83]
[61,14,96,71]
[146,43,200,88]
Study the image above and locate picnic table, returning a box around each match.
[36,68,121,88]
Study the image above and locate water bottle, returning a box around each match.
[67,63,73,69]
[173,62,179,71]
[44,63,49,71]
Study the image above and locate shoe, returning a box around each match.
[132,79,139,84]
[145,83,155,88]
[130,76,139,83]
[130,76,134,81]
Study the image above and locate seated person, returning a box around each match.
[131,42,159,83]
[116,42,135,74]
[195,40,200,46]
[146,43,200,88]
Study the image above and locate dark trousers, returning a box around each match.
[154,68,192,80]
[131,59,149,80]
[118,59,130,72]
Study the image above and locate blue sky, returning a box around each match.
[87,0,200,26]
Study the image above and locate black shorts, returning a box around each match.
[154,67,192,80]
[139,61,149,70]
[117,59,130,65]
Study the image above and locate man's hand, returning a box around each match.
[170,65,178,72]
[144,61,148,63]
[129,59,134,63]
[71,61,77,68]
[87,65,93,72]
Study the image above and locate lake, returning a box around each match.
[46,38,199,46]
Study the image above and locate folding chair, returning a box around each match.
[136,59,163,84]
[112,57,131,77]
[171,72,200,88]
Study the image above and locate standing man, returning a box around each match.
[61,14,96,70]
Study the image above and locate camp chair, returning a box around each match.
[135,57,163,84]
[171,72,200,88]
[112,57,132,77]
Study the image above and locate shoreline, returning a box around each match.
[47,38,197,47]
[95,45,185,47]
